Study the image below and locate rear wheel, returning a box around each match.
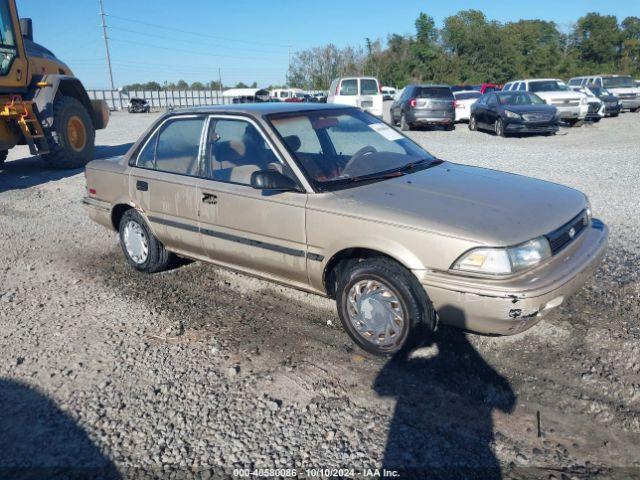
[400,113,411,131]
[336,258,435,356]
[468,115,477,131]
[42,96,95,169]
[119,209,173,273]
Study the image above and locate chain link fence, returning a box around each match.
[87,90,232,111]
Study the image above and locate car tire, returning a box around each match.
[0,149,7,167]
[445,123,455,131]
[592,117,601,123]
[610,113,619,117]
[495,118,506,137]
[119,209,173,273]
[400,113,411,131]
[631,107,640,113]
[41,96,96,169]
[468,115,477,131]
[336,257,435,356]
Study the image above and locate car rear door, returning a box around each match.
[129,115,206,254]
[195,115,309,285]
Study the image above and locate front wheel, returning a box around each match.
[336,258,435,356]
[469,115,477,131]
[42,96,96,169]
[494,118,506,137]
[119,209,173,273]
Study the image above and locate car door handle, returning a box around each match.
[136,180,148,191]
[202,193,217,205]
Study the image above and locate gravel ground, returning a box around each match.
[0,109,639,480]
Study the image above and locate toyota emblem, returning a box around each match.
[568,227,576,238]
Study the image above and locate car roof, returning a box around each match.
[166,102,354,117]
[408,84,451,88]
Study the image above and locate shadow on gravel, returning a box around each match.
[375,326,516,480]
[0,378,120,480]
[0,143,132,194]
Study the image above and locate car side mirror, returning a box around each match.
[250,170,299,192]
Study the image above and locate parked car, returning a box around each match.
[270,88,304,102]
[284,92,312,103]
[568,75,640,112]
[390,84,455,131]
[327,77,383,118]
[469,91,560,136]
[502,79,588,126]
[127,98,150,114]
[471,83,502,94]
[569,86,605,122]
[586,85,622,117]
[381,86,397,101]
[452,90,482,122]
[83,103,608,355]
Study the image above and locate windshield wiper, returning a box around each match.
[346,158,443,184]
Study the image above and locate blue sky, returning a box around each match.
[19,0,640,89]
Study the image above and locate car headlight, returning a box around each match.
[452,236,552,275]
[580,97,588,105]
[585,197,592,223]
[504,109,521,119]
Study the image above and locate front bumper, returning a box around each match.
[553,105,587,120]
[415,219,608,335]
[504,121,558,134]
[604,102,622,115]
[619,98,640,110]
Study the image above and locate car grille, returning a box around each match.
[522,113,553,122]
[551,99,580,107]
[588,103,600,113]
[618,93,638,99]
[545,210,589,255]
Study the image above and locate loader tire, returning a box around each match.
[42,96,95,169]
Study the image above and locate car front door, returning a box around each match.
[195,115,309,286]
[485,94,500,127]
[129,115,206,255]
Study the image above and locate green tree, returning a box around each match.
[573,13,622,70]
[190,81,205,90]
[176,80,189,90]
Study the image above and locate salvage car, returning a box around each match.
[469,91,560,136]
[453,90,482,122]
[127,98,150,114]
[586,85,622,117]
[390,84,455,131]
[83,103,608,355]
[502,79,588,126]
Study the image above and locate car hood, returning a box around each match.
[331,162,586,246]
[599,94,619,102]
[502,104,556,114]
[534,91,584,100]
[605,87,638,95]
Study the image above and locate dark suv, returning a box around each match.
[390,85,455,131]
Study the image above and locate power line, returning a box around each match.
[98,0,115,89]
[109,37,287,62]
[108,14,290,49]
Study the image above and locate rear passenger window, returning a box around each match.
[154,118,205,175]
[517,83,526,91]
[339,79,357,96]
[136,117,205,175]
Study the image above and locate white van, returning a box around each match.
[327,77,383,117]
[381,86,396,101]
[270,88,304,101]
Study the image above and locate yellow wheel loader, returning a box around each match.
[0,0,108,168]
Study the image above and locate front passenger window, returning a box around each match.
[205,119,284,186]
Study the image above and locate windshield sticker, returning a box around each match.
[369,123,404,141]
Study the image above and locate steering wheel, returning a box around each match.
[342,145,377,176]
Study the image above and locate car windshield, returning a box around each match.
[529,81,569,92]
[496,92,545,105]
[602,76,634,88]
[269,109,437,189]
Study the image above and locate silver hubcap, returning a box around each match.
[123,220,149,264]
[346,279,405,347]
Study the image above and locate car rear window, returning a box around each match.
[339,79,357,96]
[360,79,379,95]
[454,92,482,100]
[414,87,453,99]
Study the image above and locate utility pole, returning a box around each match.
[98,0,115,90]
[218,68,223,91]
[287,43,291,87]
